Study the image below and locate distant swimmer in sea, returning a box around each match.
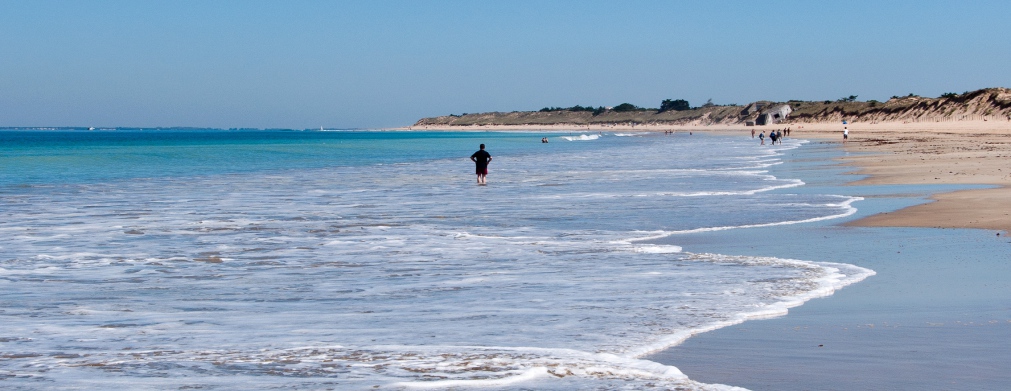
[759,131,765,145]
[843,127,849,143]
[470,143,492,185]
[541,137,549,143]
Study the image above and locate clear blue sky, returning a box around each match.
[2,0,1009,129]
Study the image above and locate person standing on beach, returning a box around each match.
[751,128,756,138]
[843,127,849,143]
[759,131,765,145]
[470,144,492,185]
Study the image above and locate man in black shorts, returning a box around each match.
[470,144,492,185]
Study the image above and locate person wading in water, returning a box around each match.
[470,144,492,185]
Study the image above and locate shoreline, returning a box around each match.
[405,120,1011,232]
[644,135,1011,389]
[789,121,1011,232]
[397,120,1011,388]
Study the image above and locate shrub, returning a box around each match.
[660,99,691,112]
[612,103,642,112]
[540,105,597,113]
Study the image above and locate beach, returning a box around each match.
[2,125,1008,389]
[645,120,1011,389]
[0,129,871,389]
[403,121,1011,388]
[7,0,1011,388]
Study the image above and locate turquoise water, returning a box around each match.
[0,130,601,186]
[0,129,871,390]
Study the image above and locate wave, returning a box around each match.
[560,134,601,141]
[0,131,871,390]
[620,196,863,243]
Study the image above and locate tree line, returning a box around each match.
[539,98,696,115]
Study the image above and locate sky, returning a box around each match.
[2,0,1010,129]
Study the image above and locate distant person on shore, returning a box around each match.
[769,130,778,145]
[843,127,849,143]
[759,131,765,145]
[470,144,492,185]
[751,129,755,138]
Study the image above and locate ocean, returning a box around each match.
[0,129,873,390]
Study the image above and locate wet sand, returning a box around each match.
[789,120,1011,232]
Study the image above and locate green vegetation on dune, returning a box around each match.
[414,88,1011,127]
[660,99,691,112]
[789,88,1011,123]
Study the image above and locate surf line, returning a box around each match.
[617,195,863,244]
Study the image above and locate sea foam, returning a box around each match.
[0,132,868,390]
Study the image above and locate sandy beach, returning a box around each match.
[641,130,1011,390]
[793,121,1011,232]
[5,125,1006,389]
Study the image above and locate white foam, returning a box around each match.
[623,255,876,358]
[633,244,684,253]
[397,366,550,388]
[0,133,871,390]
[560,134,600,141]
[620,196,864,242]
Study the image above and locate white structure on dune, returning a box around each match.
[756,104,792,125]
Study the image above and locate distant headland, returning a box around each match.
[414,88,1011,128]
